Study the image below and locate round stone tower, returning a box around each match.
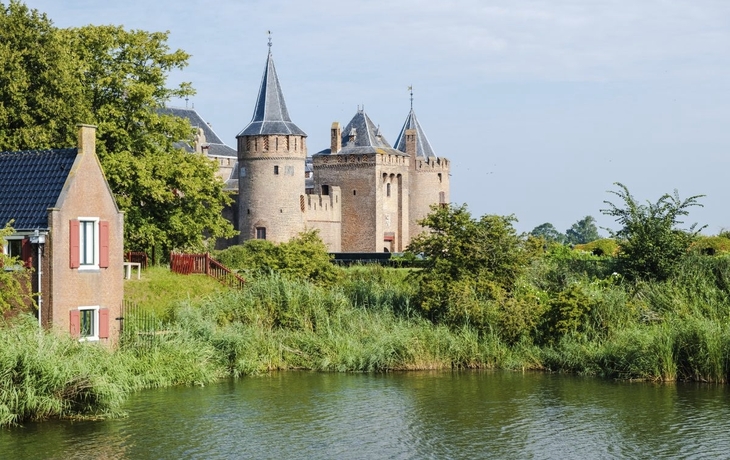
[237,42,307,244]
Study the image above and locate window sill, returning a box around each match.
[77,267,101,273]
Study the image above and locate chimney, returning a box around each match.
[405,128,417,158]
[331,122,341,154]
[77,124,97,156]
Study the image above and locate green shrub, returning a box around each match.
[574,238,619,257]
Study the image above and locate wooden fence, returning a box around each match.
[124,251,149,269]
[169,252,245,289]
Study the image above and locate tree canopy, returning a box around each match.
[0,1,234,254]
[529,222,566,244]
[601,182,705,281]
[565,215,600,245]
[406,204,536,323]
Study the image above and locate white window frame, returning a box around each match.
[78,217,99,270]
[78,306,100,342]
[2,236,25,271]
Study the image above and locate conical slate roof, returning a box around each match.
[316,109,406,156]
[237,48,306,137]
[393,108,437,159]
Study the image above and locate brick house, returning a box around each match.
[0,125,124,344]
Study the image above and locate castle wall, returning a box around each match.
[313,153,409,252]
[238,134,307,243]
[409,157,450,241]
[303,186,342,252]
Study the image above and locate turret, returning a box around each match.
[236,38,307,244]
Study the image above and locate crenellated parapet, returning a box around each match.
[303,186,342,252]
[414,156,450,172]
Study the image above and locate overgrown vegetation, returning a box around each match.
[0,222,32,315]
[4,185,729,427]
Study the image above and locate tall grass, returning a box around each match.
[6,257,730,427]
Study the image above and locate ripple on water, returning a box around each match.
[2,372,730,460]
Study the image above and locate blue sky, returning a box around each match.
[26,0,730,235]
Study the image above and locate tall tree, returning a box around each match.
[0,0,86,149]
[0,2,234,254]
[565,215,600,244]
[601,182,705,281]
[529,222,566,244]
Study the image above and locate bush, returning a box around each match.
[213,230,342,285]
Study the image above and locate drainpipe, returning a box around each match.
[31,229,47,328]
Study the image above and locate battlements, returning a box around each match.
[237,134,307,157]
[414,156,450,172]
[303,186,342,251]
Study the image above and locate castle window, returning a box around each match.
[439,191,446,207]
[386,183,391,197]
[256,227,266,240]
[438,173,442,183]
[353,190,357,196]
[274,165,279,175]
[276,137,279,151]
[264,137,269,151]
[322,185,330,195]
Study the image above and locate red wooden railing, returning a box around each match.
[169,252,245,289]
[125,251,149,269]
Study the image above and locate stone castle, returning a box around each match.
[175,44,450,253]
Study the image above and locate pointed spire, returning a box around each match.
[394,97,437,159]
[237,36,306,137]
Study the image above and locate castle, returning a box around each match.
[176,43,450,253]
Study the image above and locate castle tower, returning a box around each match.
[313,109,410,252]
[236,40,307,243]
[393,96,450,241]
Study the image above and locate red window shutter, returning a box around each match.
[99,221,110,268]
[21,238,32,268]
[99,308,109,339]
[69,220,80,268]
[70,310,80,337]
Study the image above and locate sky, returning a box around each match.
[25,0,730,236]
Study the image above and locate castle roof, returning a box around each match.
[393,108,437,159]
[159,106,237,158]
[237,48,306,137]
[0,148,77,230]
[315,109,406,156]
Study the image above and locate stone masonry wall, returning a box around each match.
[238,134,307,243]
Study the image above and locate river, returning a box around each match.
[2,370,729,459]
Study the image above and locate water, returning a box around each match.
[2,370,730,459]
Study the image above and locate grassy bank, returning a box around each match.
[4,256,730,426]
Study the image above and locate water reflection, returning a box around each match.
[1,371,729,459]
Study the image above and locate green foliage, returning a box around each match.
[541,284,593,344]
[574,238,619,257]
[0,1,85,149]
[0,3,234,254]
[601,182,705,281]
[565,215,601,244]
[529,222,566,244]
[213,230,342,286]
[689,235,730,255]
[0,221,32,313]
[406,204,536,326]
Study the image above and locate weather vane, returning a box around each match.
[267,30,272,49]
[408,85,413,109]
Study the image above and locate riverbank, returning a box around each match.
[3,255,730,427]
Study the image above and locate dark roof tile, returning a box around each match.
[0,148,77,230]
[237,50,306,137]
